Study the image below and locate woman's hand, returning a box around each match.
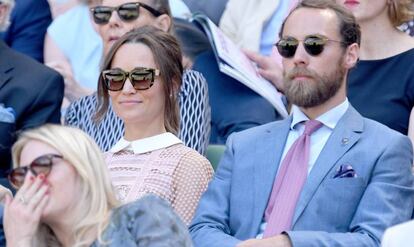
[3,174,50,247]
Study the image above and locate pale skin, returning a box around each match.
[108,43,167,141]
[4,140,87,247]
[236,7,359,246]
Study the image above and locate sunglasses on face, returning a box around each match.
[8,154,63,189]
[90,2,163,25]
[275,35,345,58]
[102,67,160,91]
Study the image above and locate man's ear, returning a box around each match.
[153,14,171,32]
[343,43,359,69]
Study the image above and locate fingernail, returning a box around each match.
[39,174,45,180]
[30,176,35,182]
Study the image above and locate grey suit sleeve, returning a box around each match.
[286,134,414,247]
[190,134,242,247]
[124,195,193,247]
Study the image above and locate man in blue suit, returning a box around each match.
[189,0,414,246]
[0,1,64,188]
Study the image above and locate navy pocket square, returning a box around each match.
[333,164,357,178]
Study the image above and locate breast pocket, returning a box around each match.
[313,177,366,231]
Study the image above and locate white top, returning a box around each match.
[256,98,350,238]
[382,220,414,247]
[110,132,183,154]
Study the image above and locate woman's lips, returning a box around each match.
[119,100,143,105]
[344,0,360,8]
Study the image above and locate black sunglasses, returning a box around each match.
[8,154,63,189]
[90,2,163,25]
[275,35,345,58]
[102,67,160,91]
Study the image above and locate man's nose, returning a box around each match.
[292,43,310,66]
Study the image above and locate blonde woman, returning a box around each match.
[3,124,192,247]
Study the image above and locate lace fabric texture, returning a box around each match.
[106,144,214,225]
[64,69,211,155]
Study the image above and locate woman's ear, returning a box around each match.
[154,14,171,32]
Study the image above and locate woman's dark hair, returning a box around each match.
[279,0,361,47]
[95,25,183,135]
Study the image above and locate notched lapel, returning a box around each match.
[251,119,291,232]
[292,106,364,226]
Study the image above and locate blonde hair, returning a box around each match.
[12,124,120,247]
[389,0,414,26]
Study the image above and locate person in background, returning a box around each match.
[335,0,414,150]
[98,26,213,226]
[44,0,101,104]
[3,124,192,246]
[0,0,52,63]
[0,0,64,189]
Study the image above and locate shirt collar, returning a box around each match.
[110,132,183,154]
[290,98,349,130]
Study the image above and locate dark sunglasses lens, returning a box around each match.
[131,71,154,90]
[118,3,139,22]
[31,156,53,176]
[304,37,325,56]
[103,71,125,91]
[8,168,26,189]
[92,7,112,24]
[277,39,298,58]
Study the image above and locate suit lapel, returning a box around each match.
[0,41,14,91]
[292,106,364,226]
[251,118,291,231]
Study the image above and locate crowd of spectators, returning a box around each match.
[0,0,413,246]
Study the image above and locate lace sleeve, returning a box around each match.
[171,150,214,225]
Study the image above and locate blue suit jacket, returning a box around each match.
[190,105,414,247]
[0,41,63,182]
[0,0,52,62]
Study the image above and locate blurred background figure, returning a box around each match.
[65,0,211,155]
[3,124,192,246]
[45,0,101,105]
[0,0,52,62]
[184,0,228,24]
[0,0,64,189]
[97,26,213,225]
[336,0,414,148]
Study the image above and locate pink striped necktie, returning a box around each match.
[263,120,323,237]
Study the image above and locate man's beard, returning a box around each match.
[283,61,345,108]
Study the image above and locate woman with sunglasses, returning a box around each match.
[95,26,213,226]
[3,124,192,246]
[64,0,210,155]
[334,0,414,147]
